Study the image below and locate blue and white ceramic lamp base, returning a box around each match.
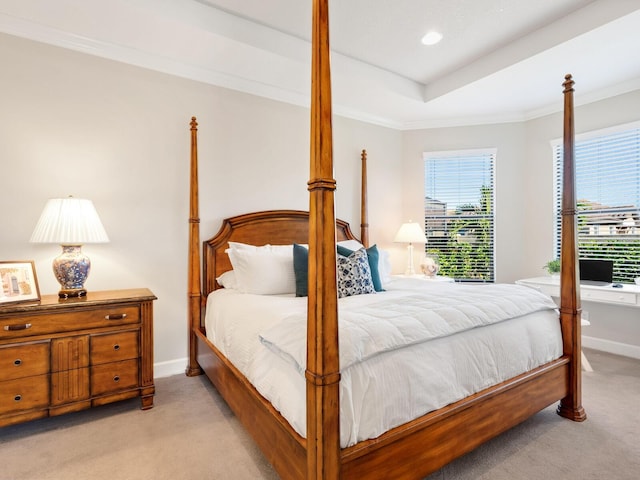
[52,245,91,298]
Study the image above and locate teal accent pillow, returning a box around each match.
[293,243,383,296]
[293,243,309,297]
[337,244,384,292]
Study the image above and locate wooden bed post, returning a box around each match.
[360,149,369,248]
[306,0,341,479]
[557,75,586,421]
[186,116,203,377]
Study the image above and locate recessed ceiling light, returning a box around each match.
[421,31,443,46]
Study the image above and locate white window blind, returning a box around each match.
[424,149,495,282]
[553,123,640,283]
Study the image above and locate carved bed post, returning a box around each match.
[360,149,369,248]
[557,75,586,421]
[186,116,203,377]
[306,0,341,478]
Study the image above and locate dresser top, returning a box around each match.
[0,288,156,314]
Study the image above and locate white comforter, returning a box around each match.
[205,279,562,447]
[260,280,558,372]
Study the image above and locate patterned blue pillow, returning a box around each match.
[337,248,375,298]
[337,244,384,292]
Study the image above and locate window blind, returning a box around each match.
[553,124,640,283]
[424,149,495,282]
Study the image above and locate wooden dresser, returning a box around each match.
[0,288,156,427]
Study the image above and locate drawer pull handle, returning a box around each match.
[3,323,32,331]
[113,375,120,383]
[105,314,127,320]
[14,394,22,402]
[113,344,120,351]
[14,359,22,366]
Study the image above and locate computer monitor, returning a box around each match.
[579,259,614,285]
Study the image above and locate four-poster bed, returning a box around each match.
[186,2,585,479]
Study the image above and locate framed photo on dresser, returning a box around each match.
[0,260,41,306]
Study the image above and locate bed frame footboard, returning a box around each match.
[340,358,570,479]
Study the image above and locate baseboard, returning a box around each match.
[583,335,640,360]
[154,357,189,378]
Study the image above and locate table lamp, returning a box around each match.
[394,222,427,275]
[30,196,109,298]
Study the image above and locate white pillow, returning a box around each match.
[216,270,238,289]
[226,243,296,295]
[228,241,294,254]
[337,240,365,251]
[228,241,254,251]
[378,249,392,286]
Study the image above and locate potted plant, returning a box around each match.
[544,259,561,277]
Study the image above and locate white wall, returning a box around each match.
[0,33,403,376]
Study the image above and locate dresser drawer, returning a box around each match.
[0,375,49,415]
[91,331,139,365]
[0,305,140,338]
[0,342,49,381]
[581,289,637,305]
[91,359,139,396]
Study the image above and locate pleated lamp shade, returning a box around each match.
[30,197,109,298]
[30,197,109,245]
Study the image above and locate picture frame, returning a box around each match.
[0,261,41,306]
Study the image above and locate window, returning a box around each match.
[553,122,640,283]
[424,149,495,282]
